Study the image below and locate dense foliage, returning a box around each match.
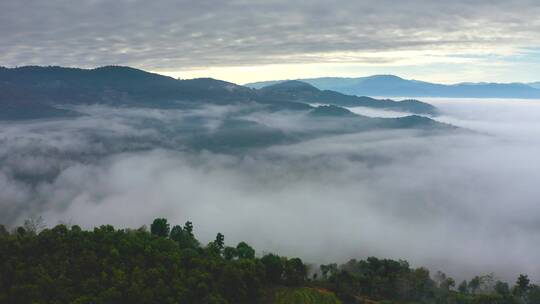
[0,219,538,304]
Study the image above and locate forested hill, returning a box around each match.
[0,219,537,304]
[0,66,436,119]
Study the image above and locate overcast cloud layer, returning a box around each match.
[1,0,540,82]
[1,100,540,282]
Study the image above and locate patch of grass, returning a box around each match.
[273,287,342,304]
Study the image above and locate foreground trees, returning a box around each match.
[0,219,306,304]
[0,219,537,304]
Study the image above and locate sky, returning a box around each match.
[1,0,540,84]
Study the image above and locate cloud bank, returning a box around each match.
[1,100,540,282]
[1,1,540,82]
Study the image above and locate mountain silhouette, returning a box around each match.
[247,75,540,98]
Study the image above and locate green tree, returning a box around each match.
[516,274,530,292]
[207,233,225,256]
[458,280,468,294]
[529,285,540,304]
[16,226,26,236]
[514,274,530,298]
[440,277,455,290]
[0,224,8,237]
[169,224,184,241]
[150,218,170,237]
[214,233,224,251]
[173,221,199,249]
[223,246,237,260]
[261,254,284,284]
[494,281,510,296]
[469,276,481,294]
[320,263,338,280]
[284,257,307,285]
[184,221,194,237]
[408,267,434,301]
[219,264,247,301]
[236,242,255,259]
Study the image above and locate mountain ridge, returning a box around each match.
[259,80,437,115]
[0,66,437,119]
[246,75,540,98]
[0,66,453,149]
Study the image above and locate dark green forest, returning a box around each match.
[0,218,538,304]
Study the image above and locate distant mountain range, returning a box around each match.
[258,80,437,114]
[0,66,436,120]
[0,66,458,153]
[246,75,540,99]
[529,82,540,89]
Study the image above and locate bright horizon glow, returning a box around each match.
[152,51,540,85]
[149,42,540,84]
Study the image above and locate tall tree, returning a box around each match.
[458,280,468,294]
[150,218,170,237]
[23,216,46,234]
[184,221,194,237]
[261,254,284,284]
[469,276,481,294]
[215,233,225,251]
[515,274,530,296]
[284,258,307,285]
[169,225,184,242]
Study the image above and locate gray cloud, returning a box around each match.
[1,0,539,70]
[1,100,540,283]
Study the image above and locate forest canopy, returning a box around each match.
[0,218,538,304]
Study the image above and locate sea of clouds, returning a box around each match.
[1,98,539,282]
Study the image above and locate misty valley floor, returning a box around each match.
[1,98,540,283]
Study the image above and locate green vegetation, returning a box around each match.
[0,218,538,304]
[272,287,342,304]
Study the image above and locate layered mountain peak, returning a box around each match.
[363,74,405,81]
[248,74,540,98]
[309,105,358,117]
[262,80,319,92]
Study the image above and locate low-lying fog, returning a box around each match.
[1,98,539,282]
